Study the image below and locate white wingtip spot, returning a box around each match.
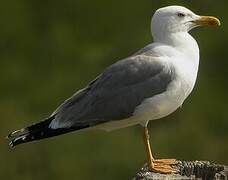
[49,119,73,129]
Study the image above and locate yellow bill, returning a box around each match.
[194,16,221,27]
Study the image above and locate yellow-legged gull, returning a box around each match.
[7,5,220,173]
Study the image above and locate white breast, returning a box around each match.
[134,54,199,127]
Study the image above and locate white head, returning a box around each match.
[151,6,220,42]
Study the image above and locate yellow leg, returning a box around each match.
[143,126,154,168]
[142,126,177,174]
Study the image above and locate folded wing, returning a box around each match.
[50,55,175,129]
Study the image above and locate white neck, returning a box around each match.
[154,32,199,65]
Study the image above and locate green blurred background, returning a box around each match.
[0,0,227,179]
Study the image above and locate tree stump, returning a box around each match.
[133,160,228,180]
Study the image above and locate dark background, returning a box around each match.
[0,0,227,179]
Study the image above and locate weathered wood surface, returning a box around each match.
[133,160,228,180]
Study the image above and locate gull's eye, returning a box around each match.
[177,12,185,17]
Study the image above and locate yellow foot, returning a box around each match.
[148,159,178,174]
[153,158,177,165]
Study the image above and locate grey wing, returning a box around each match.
[49,55,175,129]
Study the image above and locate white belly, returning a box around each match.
[133,78,192,125]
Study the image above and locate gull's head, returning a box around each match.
[151,6,220,42]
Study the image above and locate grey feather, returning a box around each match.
[50,55,175,129]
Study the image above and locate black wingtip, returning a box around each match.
[9,141,15,148]
[6,132,16,148]
[7,128,27,139]
[6,132,15,148]
[6,132,13,139]
[8,135,28,148]
[7,115,90,148]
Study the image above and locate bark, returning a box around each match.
[133,160,228,180]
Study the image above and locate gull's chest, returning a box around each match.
[171,58,198,98]
[133,58,199,124]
